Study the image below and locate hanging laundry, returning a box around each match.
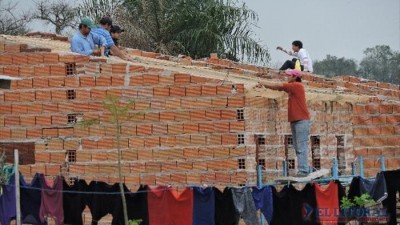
[147,186,193,225]
[86,181,121,225]
[315,180,347,225]
[271,184,318,225]
[192,187,215,225]
[231,187,260,225]
[0,174,16,225]
[348,172,388,203]
[382,170,400,225]
[251,186,273,224]
[113,184,149,225]
[63,178,88,225]
[214,187,240,225]
[39,175,64,225]
[20,173,47,225]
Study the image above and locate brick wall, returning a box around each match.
[0,44,251,188]
[1,39,399,189]
[352,102,400,177]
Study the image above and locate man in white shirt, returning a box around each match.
[277,40,313,73]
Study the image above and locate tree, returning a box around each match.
[90,0,270,64]
[358,45,400,84]
[0,0,31,35]
[33,0,78,34]
[313,55,358,77]
[79,96,136,225]
[166,0,269,63]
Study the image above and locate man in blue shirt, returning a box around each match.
[91,16,133,61]
[71,18,106,56]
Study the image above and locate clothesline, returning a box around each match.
[2,174,377,195]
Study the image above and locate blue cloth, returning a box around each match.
[70,31,106,55]
[193,187,215,225]
[91,26,115,55]
[252,186,273,224]
[0,174,16,225]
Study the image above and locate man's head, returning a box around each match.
[291,40,303,52]
[99,16,113,31]
[285,69,302,82]
[79,17,96,36]
[110,25,124,40]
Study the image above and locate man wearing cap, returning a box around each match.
[91,17,133,61]
[71,17,106,56]
[256,69,311,177]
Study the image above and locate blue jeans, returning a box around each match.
[290,120,310,174]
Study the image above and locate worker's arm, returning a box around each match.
[110,45,135,61]
[276,46,293,56]
[257,81,284,91]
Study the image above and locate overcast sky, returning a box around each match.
[13,0,400,65]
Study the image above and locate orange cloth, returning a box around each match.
[282,82,310,122]
[315,181,340,225]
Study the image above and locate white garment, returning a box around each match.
[289,49,313,72]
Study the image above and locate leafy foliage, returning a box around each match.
[340,196,355,209]
[315,46,400,84]
[128,219,142,225]
[358,45,400,84]
[117,0,269,63]
[340,193,376,209]
[313,55,358,77]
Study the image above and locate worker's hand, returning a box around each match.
[276,46,283,51]
[93,48,101,56]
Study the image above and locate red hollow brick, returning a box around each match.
[174,73,191,84]
[34,66,50,76]
[174,111,190,121]
[153,87,170,97]
[48,77,65,87]
[201,85,217,96]
[33,77,49,88]
[186,86,202,97]
[50,65,66,76]
[0,54,13,64]
[228,96,245,107]
[169,86,186,97]
[4,66,19,76]
[43,53,59,63]
[143,74,159,85]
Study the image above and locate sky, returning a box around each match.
[11,0,400,65]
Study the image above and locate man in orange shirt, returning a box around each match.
[256,69,311,177]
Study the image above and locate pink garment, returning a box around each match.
[39,175,64,225]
